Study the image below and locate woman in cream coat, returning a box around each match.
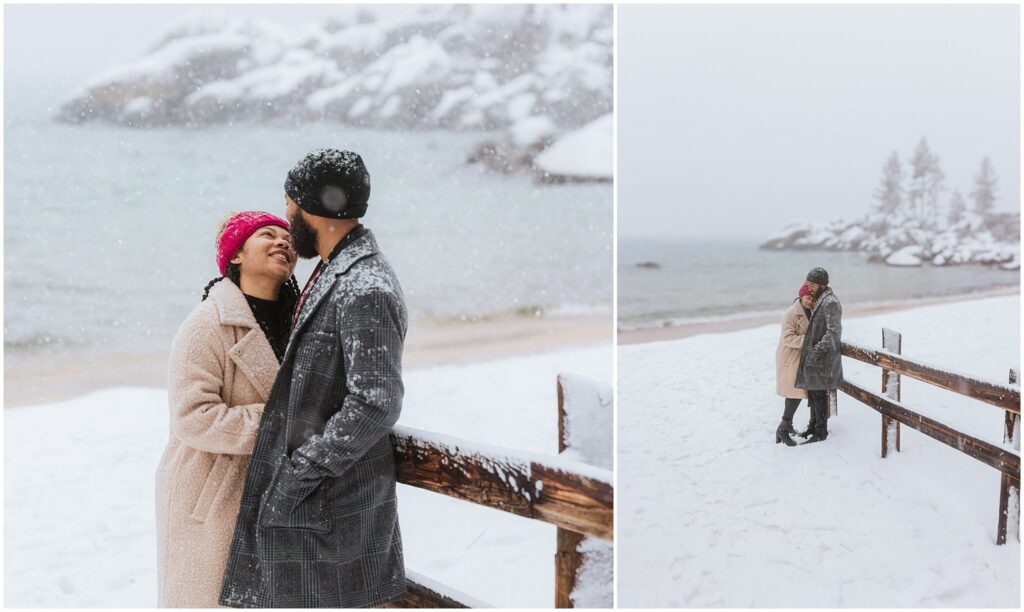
[155,211,298,607]
[775,283,814,446]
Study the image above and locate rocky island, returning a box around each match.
[56,5,612,181]
[761,141,1020,269]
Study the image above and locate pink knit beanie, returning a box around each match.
[216,211,290,276]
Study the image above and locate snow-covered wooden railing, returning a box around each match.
[386,379,614,608]
[387,571,492,609]
[391,428,613,538]
[842,340,1021,413]
[840,329,1021,545]
[554,374,613,608]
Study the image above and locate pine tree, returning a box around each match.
[908,138,931,221]
[923,154,945,227]
[908,137,944,227]
[947,189,966,225]
[970,157,998,215]
[872,151,904,216]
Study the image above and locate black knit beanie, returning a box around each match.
[806,267,829,285]
[284,149,371,218]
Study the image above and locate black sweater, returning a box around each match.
[244,294,291,362]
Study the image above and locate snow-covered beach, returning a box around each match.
[4,341,612,608]
[618,294,1020,607]
[618,285,1018,345]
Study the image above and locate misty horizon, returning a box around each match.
[619,4,1020,240]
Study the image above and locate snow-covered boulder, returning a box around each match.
[533,113,612,182]
[886,246,923,267]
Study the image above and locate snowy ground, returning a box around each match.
[4,342,611,608]
[618,295,1020,607]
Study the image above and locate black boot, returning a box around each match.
[803,426,829,444]
[782,398,801,436]
[776,418,797,446]
[797,421,816,438]
[803,394,829,443]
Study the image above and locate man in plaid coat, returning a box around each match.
[220,149,408,608]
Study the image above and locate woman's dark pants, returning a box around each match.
[783,398,801,421]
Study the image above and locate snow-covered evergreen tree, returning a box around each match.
[908,138,930,220]
[923,154,945,228]
[872,151,904,216]
[970,157,998,215]
[762,142,1018,269]
[908,138,944,228]
[947,189,967,226]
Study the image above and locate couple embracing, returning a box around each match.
[155,149,408,608]
[774,267,843,446]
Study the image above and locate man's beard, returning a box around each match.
[290,212,320,259]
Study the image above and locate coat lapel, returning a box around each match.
[210,280,277,402]
[227,331,277,402]
[287,229,381,355]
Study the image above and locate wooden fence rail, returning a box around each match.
[839,330,1020,545]
[842,341,1020,413]
[386,377,614,608]
[391,427,613,540]
[840,379,1021,477]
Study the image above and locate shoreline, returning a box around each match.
[617,286,1020,346]
[4,313,612,409]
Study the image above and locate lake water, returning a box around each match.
[619,238,1019,330]
[4,120,612,359]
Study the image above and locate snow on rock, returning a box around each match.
[57,6,611,134]
[886,245,923,267]
[533,113,613,182]
[762,209,1020,269]
[618,295,1020,607]
[56,6,610,177]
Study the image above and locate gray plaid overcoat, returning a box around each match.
[219,229,408,608]
[795,287,844,391]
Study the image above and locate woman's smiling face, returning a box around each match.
[231,224,296,282]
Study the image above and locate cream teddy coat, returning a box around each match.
[776,299,810,399]
[155,279,280,608]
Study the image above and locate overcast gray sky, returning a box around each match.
[619,4,1020,239]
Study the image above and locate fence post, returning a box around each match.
[1006,369,1019,449]
[997,368,1021,545]
[880,328,902,458]
[555,378,583,608]
[997,472,1020,545]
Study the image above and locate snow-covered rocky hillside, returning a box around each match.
[56,6,612,180]
[762,143,1020,268]
[761,209,1020,269]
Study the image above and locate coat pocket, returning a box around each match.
[259,455,333,534]
[190,454,230,523]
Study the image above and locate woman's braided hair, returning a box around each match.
[201,212,301,315]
